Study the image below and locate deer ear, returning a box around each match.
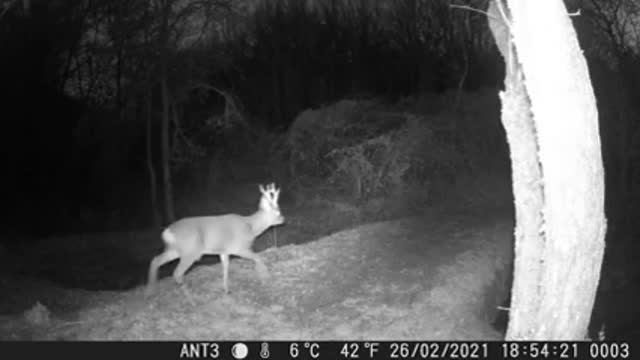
[259,184,266,193]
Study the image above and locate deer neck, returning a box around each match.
[248,209,273,237]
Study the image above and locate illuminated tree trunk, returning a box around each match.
[488,0,607,339]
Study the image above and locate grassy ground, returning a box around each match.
[0,177,516,340]
[0,206,513,340]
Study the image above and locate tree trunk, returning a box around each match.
[159,0,175,224]
[160,71,175,223]
[488,0,607,340]
[145,92,161,227]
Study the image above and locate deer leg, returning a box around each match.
[172,254,199,304]
[146,249,179,297]
[220,253,230,294]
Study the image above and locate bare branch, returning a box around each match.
[449,4,498,20]
[568,9,582,17]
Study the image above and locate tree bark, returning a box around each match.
[145,92,161,227]
[158,0,175,224]
[160,70,175,223]
[488,0,607,340]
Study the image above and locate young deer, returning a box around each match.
[146,183,284,296]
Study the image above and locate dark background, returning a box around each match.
[0,0,638,339]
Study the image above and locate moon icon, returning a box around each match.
[231,343,249,359]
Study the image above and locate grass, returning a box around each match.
[0,205,514,340]
[0,174,515,340]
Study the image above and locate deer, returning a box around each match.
[146,183,285,298]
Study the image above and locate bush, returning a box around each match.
[285,98,473,201]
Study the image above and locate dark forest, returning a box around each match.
[0,0,638,343]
